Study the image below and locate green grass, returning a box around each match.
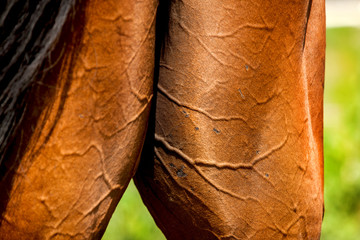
[103,28,360,240]
[321,27,360,240]
[102,180,165,240]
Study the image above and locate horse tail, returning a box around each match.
[0,0,76,166]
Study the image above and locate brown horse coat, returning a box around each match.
[0,0,325,239]
[0,1,157,239]
[135,0,325,239]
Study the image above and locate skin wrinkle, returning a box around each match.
[193,133,289,169]
[80,6,156,95]
[160,62,209,84]
[49,181,116,237]
[161,49,255,84]
[154,161,211,233]
[154,151,208,219]
[134,0,324,239]
[0,0,157,238]
[1,0,324,238]
[52,171,93,224]
[155,134,248,201]
[48,232,86,240]
[211,7,278,58]
[246,82,280,105]
[153,102,296,237]
[154,147,253,239]
[127,74,153,103]
[51,157,109,229]
[158,84,247,122]
[206,22,273,38]
[227,49,257,70]
[96,94,153,138]
[154,132,296,237]
[178,22,239,70]
[78,186,121,222]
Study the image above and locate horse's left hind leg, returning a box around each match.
[0,0,157,239]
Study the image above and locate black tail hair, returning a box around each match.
[0,0,76,166]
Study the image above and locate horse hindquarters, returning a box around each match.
[0,0,157,239]
[135,0,325,239]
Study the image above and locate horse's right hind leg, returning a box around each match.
[134,0,325,239]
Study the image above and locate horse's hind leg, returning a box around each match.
[135,0,325,239]
[0,0,157,239]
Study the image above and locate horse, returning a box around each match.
[0,0,325,239]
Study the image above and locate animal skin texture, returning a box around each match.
[0,0,325,239]
[135,0,325,239]
[0,0,157,239]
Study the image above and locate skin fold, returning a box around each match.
[135,0,325,239]
[0,0,325,239]
[0,0,157,239]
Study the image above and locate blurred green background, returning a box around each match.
[102,27,360,240]
[102,180,165,240]
[321,27,360,239]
